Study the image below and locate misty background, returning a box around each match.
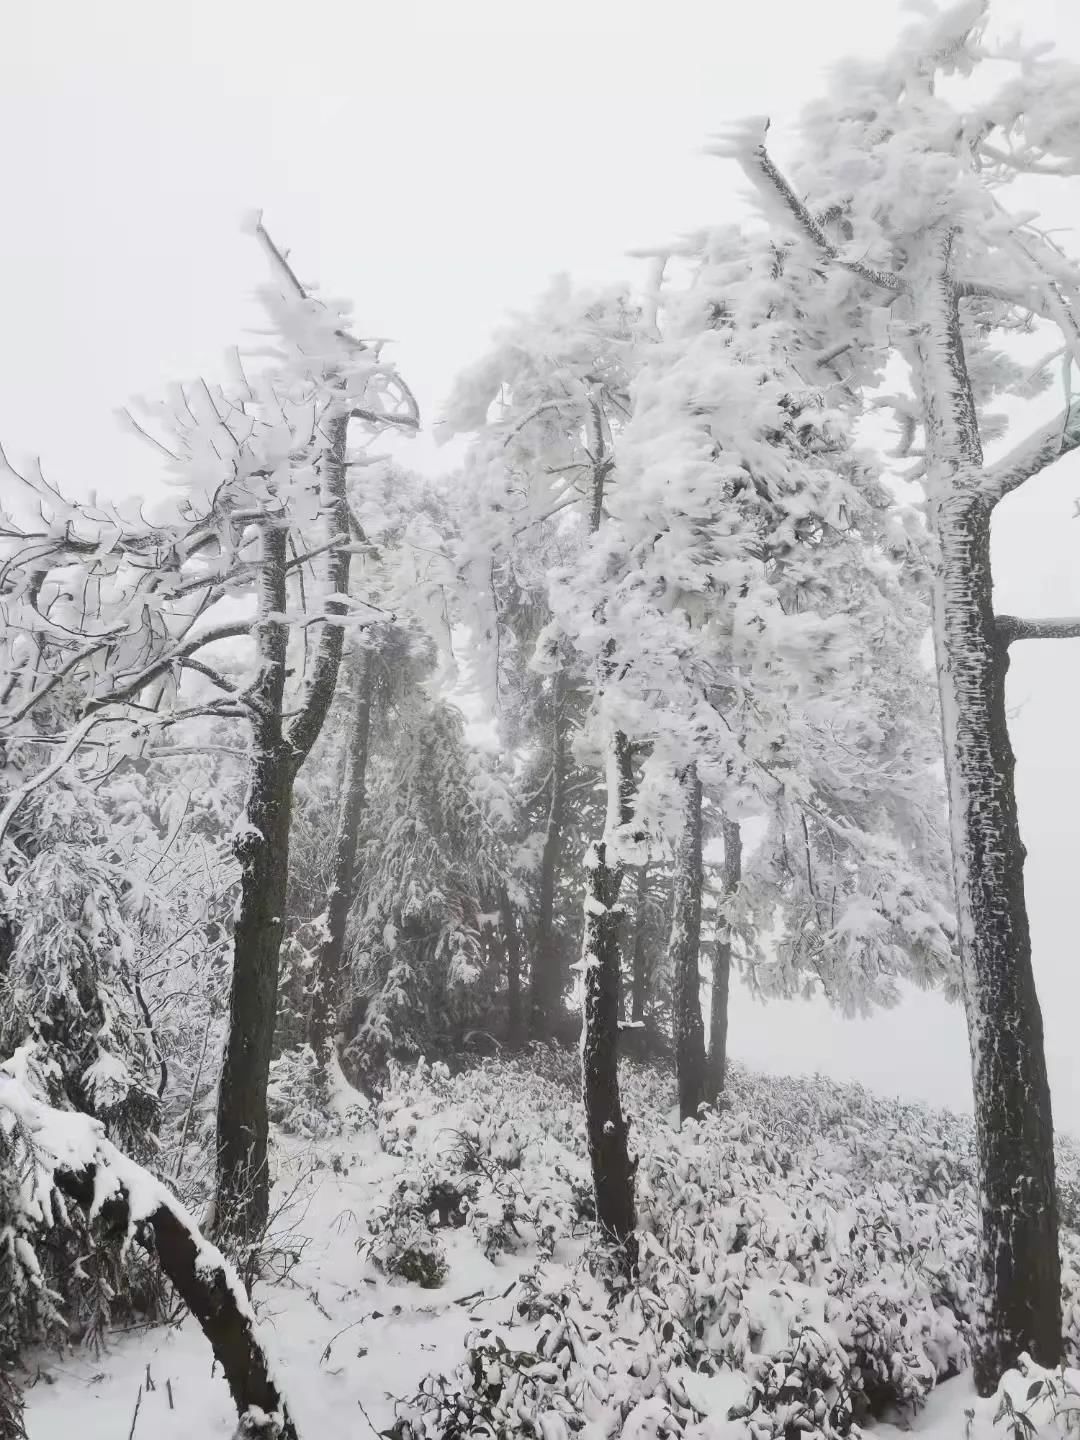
[2,0,1078,1124]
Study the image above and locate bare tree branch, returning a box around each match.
[83,621,253,714]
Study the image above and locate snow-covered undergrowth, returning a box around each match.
[21,1049,1080,1440]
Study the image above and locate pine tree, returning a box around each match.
[714,3,1080,1383]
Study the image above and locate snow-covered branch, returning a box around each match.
[82,620,254,714]
[707,121,903,292]
[980,406,1080,504]
[0,713,107,851]
[996,614,1080,645]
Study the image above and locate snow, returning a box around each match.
[7,4,1080,1436]
[18,1051,1080,1440]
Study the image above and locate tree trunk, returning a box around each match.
[912,231,1060,1392]
[530,668,567,1038]
[670,765,706,1123]
[308,646,373,1079]
[580,728,637,1274]
[216,524,291,1248]
[707,818,740,1103]
[499,883,524,1046]
[630,863,650,1025]
[217,410,353,1247]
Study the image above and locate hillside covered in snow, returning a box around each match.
[21,1049,1080,1440]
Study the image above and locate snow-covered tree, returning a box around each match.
[545,223,953,1148]
[0,219,419,1244]
[713,0,1080,1388]
[442,278,645,1040]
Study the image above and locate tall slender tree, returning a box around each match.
[706,817,741,1103]
[0,220,418,1244]
[669,764,705,1122]
[307,642,375,1085]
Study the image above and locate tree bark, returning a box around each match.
[670,765,706,1123]
[630,863,650,1025]
[216,523,291,1247]
[580,728,637,1274]
[217,410,353,1247]
[499,883,524,1046]
[308,645,373,1079]
[707,818,741,1103]
[530,668,567,1038]
[911,230,1060,1392]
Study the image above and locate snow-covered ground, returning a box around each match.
[22,1051,1080,1440]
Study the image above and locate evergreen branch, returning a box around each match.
[708,122,903,292]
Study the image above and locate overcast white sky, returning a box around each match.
[2,0,1080,1126]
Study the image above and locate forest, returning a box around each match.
[3,2,1080,1437]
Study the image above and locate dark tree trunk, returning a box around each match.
[630,863,650,1025]
[217,411,353,1247]
[308,646,373,1079]
[499,883,524,1046]
[530,668,567,1038]
[707,818,740,1103]
[670,765,705,1123]
[55,1161,297,1439]
[581,729,637,1274]
[216,524,291,1247]
[912,231,1060,1392]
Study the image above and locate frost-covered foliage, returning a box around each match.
[708,0,1080,1389]
[266,1045,372,1140]
[442,277,643,682]
[534,224,955,1015]
[0,784,161,1157]
[0,1046,162,1427]
[0,734,240,1163]
[345,699,513,1083]
[0,1042,290,1438]
[366,1050,1080,1440]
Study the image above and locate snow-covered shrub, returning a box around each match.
[0,1046,161,1433]
[0,784,162,1161]
[266,1046,372,1141]
[381,1051,1080,1440]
